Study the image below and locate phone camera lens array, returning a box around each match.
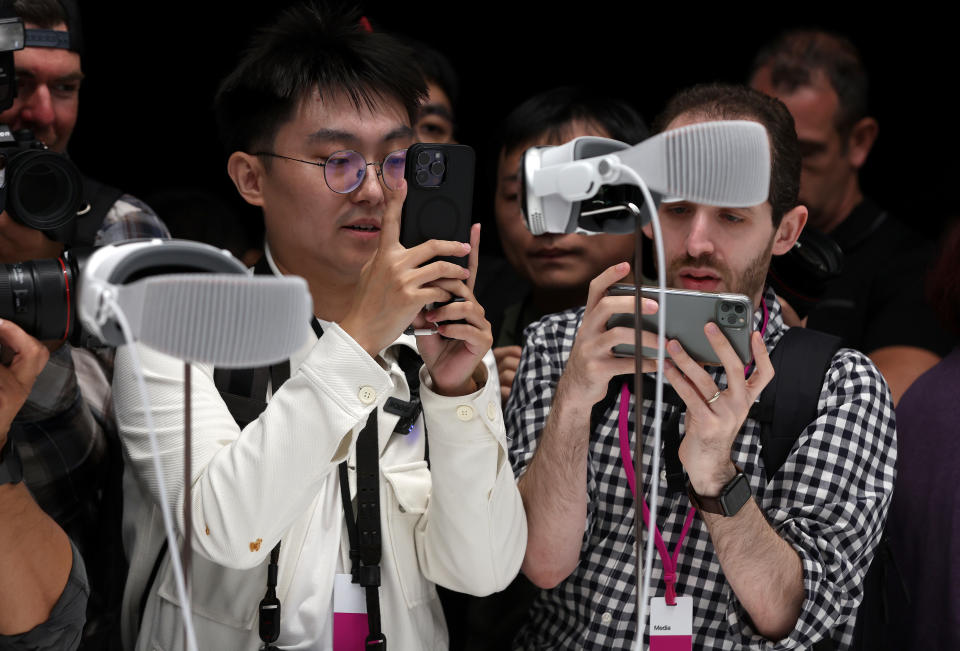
[414,149,447,188]
[718,301,747,327]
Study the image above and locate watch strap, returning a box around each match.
[687,466,749,517]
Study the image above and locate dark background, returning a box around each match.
[68,3,957,254]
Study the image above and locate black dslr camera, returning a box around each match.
[0,12,87,343]
[0,13,83,242]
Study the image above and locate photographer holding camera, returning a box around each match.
[0,1,169,648]
[0,318,87,651]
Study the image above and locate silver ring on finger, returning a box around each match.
[705,390,722,405]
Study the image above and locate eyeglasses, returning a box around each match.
[255,149,408,194]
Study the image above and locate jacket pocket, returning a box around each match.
[155,550,265,630]
[383,460,433,608]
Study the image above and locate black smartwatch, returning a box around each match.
[687,468,750,517]
[0,436,24,485]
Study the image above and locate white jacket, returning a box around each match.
[113,323,527,650]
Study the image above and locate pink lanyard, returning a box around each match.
[618,382,694,606]
[744,296,770,377]
[616,293,769,604]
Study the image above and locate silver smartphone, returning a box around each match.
[605,284,754,365]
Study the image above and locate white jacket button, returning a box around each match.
[456,405,474,421]
[359,386,377,404]
[486,402,498,421]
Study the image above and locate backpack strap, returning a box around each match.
[73,175,125,247]
[750,327,842,482]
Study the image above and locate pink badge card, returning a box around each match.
[333,573,368,651]
[649,595,693,651]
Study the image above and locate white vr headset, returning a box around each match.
[519,120,772,235]
[79,239,313,367]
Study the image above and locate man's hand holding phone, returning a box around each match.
[340,180,492,397]
[415,222,493,396]
[665,324,774,496]
[557,263,659,410]
[340,181,470,360]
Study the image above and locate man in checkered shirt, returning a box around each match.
[507,83,896,649]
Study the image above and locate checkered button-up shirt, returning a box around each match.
[507,288,896,650]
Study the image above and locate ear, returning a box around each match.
[846,116,878,170]
[227,151,266,207]
[641,220,653,239]
[771,205,807,256]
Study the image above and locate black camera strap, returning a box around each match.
[338,413,387,649]
[209,257,423,648]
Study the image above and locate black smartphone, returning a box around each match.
[400,143,475,267]
[605,284,754,365]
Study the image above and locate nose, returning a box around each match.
[350,161,386,205]
[684,208,715,258]
[20,84,55,128]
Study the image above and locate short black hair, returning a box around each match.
[654,83,801,227]
[405,38,459,109]
[750,30,868,138]
[500,86,648,156]
[13,0,65,28]
[214,2,427,155]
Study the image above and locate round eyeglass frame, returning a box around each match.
[254,148,408,194]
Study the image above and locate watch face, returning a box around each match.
[720,474,751,516]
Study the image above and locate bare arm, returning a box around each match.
[517,375,593,588]
[0,483,74,635]
[517,263,656,588]
[698,482,804,639]
[669,325,802,639]
[0,319,75,636]
[868,345,940,405]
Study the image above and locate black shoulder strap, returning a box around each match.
[751,327,842,482]
[214,256,290,428]
[74,174,125,247]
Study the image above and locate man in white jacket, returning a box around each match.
[111,4,527,649]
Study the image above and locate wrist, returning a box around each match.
[687,461,738,497]
[338,318,381,358]
[432,363,486,397]
[555,372,599,413]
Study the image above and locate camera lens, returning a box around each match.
[430,160,445,177]
[721,303,730,312]
[734,304,744,314]
[0,252,80,341]
[417,151,431,167]
[5,149,83,233]
[416,170,429,186]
